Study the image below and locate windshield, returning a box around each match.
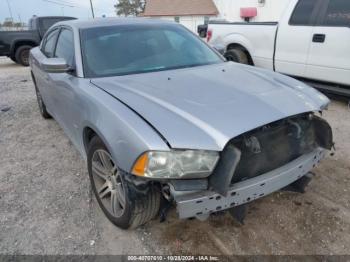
[80,23,223,78]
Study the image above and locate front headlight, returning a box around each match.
[131,150,219,179]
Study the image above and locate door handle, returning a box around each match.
[312,34,326,43]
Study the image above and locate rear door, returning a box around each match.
[35,28,60,112]
[305,0,350,85]
[275,0,323,77]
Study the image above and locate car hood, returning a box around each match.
[91,62,329,151]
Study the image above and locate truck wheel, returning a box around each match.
[224,48,249,65]
[87,136,160,229]
[15,45,32,66]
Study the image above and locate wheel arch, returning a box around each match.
[82,124,128,172]
[83,125,110,157]
[11,40,37,56]
[223,33,255,65]
[226,43,254,66]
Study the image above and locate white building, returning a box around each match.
[142,0,219,32]
[213,0,291,22]
[142,0,291,32]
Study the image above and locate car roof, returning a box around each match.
[55,17,176,30]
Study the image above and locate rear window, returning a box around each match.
[39,17,75,35]
[289,0,318,25]
[322,0,350,27]
[40,18,64,32]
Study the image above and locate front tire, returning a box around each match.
[15,45,32,66]
[87,136,160,229]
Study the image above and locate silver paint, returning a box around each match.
[175,148,325,219]
[30,18,330,173]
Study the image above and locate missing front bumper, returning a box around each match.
[174,148,326,220]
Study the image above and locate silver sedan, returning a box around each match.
[30,18,333,229]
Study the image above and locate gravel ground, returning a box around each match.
[0,57,350,255]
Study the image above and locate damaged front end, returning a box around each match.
[170,113,333,221]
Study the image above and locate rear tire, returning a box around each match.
[224,48,249,64]
[33,76,51,119]
[15,45,32,66]
[87,136,160,229]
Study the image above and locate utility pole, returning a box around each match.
[89,0,95,18]
[6,0,14,22]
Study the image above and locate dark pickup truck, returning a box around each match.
[0,16,75,66]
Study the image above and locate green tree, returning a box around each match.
[133,0,145,15]
[114,0,145,17]
[14,22,23,28]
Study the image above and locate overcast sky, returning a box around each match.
[0,0,118,23]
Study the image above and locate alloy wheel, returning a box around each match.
[91,149,126,218]
[21,49,29,65]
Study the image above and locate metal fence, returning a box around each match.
[0,26,28,31]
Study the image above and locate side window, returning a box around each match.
[322,0,350,27]
[289,0,318,25]
[42,29,59,58]
[55,29,75,67]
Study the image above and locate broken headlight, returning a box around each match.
[132,150,219,179]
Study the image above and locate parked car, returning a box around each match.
[30,18,333,229]
[0,16,75,66]
[199,0,350,96]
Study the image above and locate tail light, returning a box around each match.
[207,29,213,42]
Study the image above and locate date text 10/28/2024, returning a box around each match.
[127,256,220,261]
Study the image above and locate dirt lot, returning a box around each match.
[0,57,350,255]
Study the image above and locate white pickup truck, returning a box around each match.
[201,0,350,96]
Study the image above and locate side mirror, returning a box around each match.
[199,30,207,38]
[197,24,208,38]
[41,58,70,73]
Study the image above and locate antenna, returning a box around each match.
[42,0,75,8]
[6,0,14,22]
[89,0,95,18]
